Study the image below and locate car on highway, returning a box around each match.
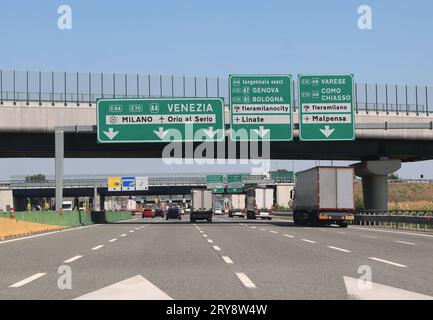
[142,207,154,218]
[166,206,181,220]
[154,208,164,217]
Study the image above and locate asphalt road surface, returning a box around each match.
[1,214,433,300]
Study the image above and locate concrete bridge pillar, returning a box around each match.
[353,159,401,210]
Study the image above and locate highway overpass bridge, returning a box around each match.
[0,70,433,210]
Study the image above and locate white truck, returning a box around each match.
[291,166,355,228]
[190,189,213,222]
[228,194,246,218]
[246,188,274,220]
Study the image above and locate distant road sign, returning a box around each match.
[107,177,121,191]
[227,174,243,193]
[229,75,293,141]
[121,176,135,191]
[206,175,224,193]
[298,74,355,141]
[135,176,149,191]
[97,98,225,143]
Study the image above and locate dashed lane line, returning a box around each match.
[109,238,117,242]
[207,239,214,243]
[368,257,408,268]
[9,273,47,288]
[301,239,317,244]
[91,245,104,251]
[212,245,221,251]
[269,230,278,234]
[222,256,234,264]
[394,240,416,246]
[64,255,83,263]
[282,234,295,238]
[120,234,127,237]
[236,273,257,289]
[327,246,351,253]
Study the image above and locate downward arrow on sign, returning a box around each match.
[203,127,218,139]
[253,126,270,138]
[319,125,335,138]
[153,127,169,140]
[103,128,119,140]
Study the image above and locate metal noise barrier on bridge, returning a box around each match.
[0,70,432,115]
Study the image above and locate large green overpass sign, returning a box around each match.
[229,75,293,141]
[97,98,225,143]
[298,75,355,141]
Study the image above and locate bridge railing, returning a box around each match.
[355,209,433,231]
[0,70,431,115]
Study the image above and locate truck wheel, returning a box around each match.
[166,216,168,220]
[293,212,299,225]
[339,222,348,228]
[178,215,181,220]
[207,217,212,222]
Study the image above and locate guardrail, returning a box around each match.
[355,210,433,231]
[0,70,431,115]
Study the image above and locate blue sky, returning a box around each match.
[0,0,433,179]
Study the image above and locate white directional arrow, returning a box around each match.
[103,128,119,140]
[153,127,169,140]
[319,125,335,138]
[343,276,433,300]
[203,127,218,139]
[253,126,270,138]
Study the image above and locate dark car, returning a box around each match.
[154,208,164,217]
[166,206,181,220]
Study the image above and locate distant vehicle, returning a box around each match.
[62,201,73,211]
[214,207,223,215]
[246,188,274,220]
[184,207,191,214]
[154,208,164,217]
[228,194,246,218]
[142,207,154,218]
[291,166,355,228]
[190,189,213,222]
[166,206,181,220]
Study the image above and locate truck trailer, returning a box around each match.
[246,187,274,220]
[292,166,355,227]
[228,194,246,218]
[190,189,213,222]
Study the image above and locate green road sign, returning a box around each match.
[270,170,294,182]
[227,174,243,193]
[229,75,293,141]
[206,175,224,193]
[298,75,355,141]
[97,98,225,143]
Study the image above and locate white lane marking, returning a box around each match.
[301,239,316,244]
[260,228,266,231]
[222,256,234,264]
[236,273,257,289]
[64,255,83,263]
[135,228,140,230]
[282,234,295,238]
[0,224,99,245]
[305,227,313,230]
[251,226,257,229]
[91,245,104,251]
[368,257,407,268]
[212,245,221,251]
[394,240,416,246]
[109,238,117,242]
[327,246,351,253]
[74,275,173,300]
[269,230,278,234]
[362,235,378,239]
[203,234,208,237]
[207,239,214,243]
[350,226,433,239]
[120,234,127,237]
[343,276,433,300]
[9,273,47,288]
[199,231,204,233]
[129,230,134,233]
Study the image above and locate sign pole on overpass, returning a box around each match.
[55,130,64,211]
